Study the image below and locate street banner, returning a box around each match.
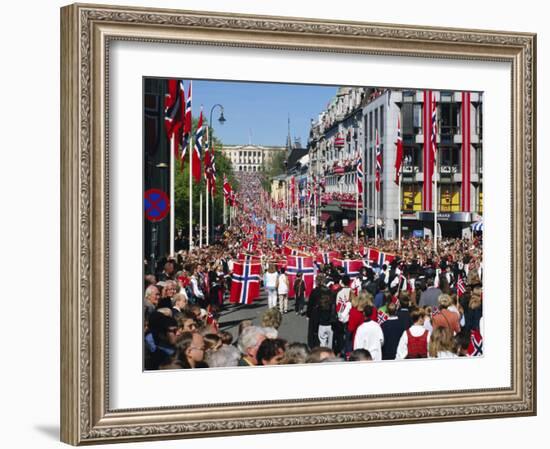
[266,223,276,240]
[229,262,261,305]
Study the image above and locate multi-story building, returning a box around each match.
[308,87,483,239]
[220,144,287,173]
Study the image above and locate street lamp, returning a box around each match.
[208,104,226,243]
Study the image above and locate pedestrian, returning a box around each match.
[353,305,384,361]
[264,264,279,309]
[395,308,431,359]
[293,272,306,315]
[277,267,289,314]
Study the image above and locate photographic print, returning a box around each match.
[143,79,484,370]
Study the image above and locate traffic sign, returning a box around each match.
[144,189,170,222]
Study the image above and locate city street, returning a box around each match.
[218,289,308,344]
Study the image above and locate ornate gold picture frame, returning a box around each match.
[60,3,536,445]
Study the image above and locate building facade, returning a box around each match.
[308,87,484,239]
[221,144,287,173]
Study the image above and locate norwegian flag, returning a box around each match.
[394,116,404,185]
[203,127,216,194]
[286,255,315,297]
[356,153,364,195]
[243,241,256,253]
[164,79,183,158]
[182,81,192,168]
[223,175,232,205]
[283,245,300,256]
[281,230,291,243]
[237,253,261,264]
[290,176,296,205]
[333,259,364,278]
[467,329,483,356]
[229,262,261,305]
[366,249,395,267]
[377,310,389,325]
[192,108,204,183]
[457,275,466,298]
[316,250,340,266]
[375,128,382,192]
[431,92,438,162]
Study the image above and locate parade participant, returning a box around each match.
[396,291,413,330]
[277,267,289,314]
[418,277,442,309]
[293,272,307,316]
[334,275,352,356]
[264,264,279,309]
[348,291,375,352]
[381,303,405,360]
[353,305,384,361]
[428,327,458,358]
[431,294,461,335]
[316,291,337,349]
[306,274,328,349]
[171,292,188,319]
[395,308,431,359]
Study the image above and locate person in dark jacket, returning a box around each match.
[381,303,406,360]
[293,272,307,315]
[306,275,328,349]
[144,312,178,370]
[313,291,337,350]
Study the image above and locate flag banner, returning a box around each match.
[333,258,364,278]
[457,275,466,298]
[375,128,382,192]
[164,79,183,158]
[356,154,364,195]
[365,248,396,267]
[229,262,261,305]
[266,223,276,240]
[377,310,389,325]
[242,241,257,253]
[316,251,341,266]
[467,329,483,356]
[192,108,204,183]
[286,255,315,297]
[182,82,192,167]
[237,253,262,264]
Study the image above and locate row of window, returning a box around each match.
[400,184,483,213]
[236,166,261,172]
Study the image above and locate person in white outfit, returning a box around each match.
[277,268,289,313]
[353,305,384,361]
[263,264,279,309]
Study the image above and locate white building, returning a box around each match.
[308,87,483,239]
[220,144,287,173]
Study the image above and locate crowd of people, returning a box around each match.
[144,173,483,370]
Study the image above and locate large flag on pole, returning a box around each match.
[375,128,382,192]
[192,108,204,183]
[223,175,231,204]
[356,153,364,195]
[431,91,438,163]
[333,258,363,278]
[181,81,192,169]
[286,255,315,297]
[394,116,404,185]
[209,143,217,195]
[229,262,261,305]
[204,127,212,186]
[164,79,183,157]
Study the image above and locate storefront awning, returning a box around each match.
[321,204,343,214]
[471,221,484,232]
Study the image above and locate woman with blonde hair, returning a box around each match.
[348,291,377,349]
[431,294,461,335]
[428,327,458,358]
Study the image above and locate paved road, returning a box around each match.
[217,289,309,345]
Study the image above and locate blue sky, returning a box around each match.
[188,79,337,147]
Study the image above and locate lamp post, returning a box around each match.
[149,161,168,274]
[208,104,226,245]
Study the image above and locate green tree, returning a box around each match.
[260,150,287,192]
[174,117,237,234]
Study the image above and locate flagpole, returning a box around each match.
[434,151,438,254]
[398,166,402,250]
[313,181,317,237]
[355,184,359,244]
[200,191,203,248]
[169,136,175,257]
[375,184,378,246]
[189,135,194,251]
[206,179,209,246]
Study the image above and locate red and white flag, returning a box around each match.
[333,259,364,278]
[366,249,395,266]
[229,262,261,305]
[356,153,364,195]
[181,81,192,169]
[237,253,261,264]
[164,79,183,159]
[223,175,232,205]
[286,255,315,297]
[316,250,340,266]
[375,128,382,192]
[457,275,466,298]
[467,329,483,356]
[192,108,204,183]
